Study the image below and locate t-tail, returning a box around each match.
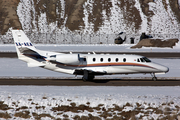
[12,30,46,67]
[12,30,37,58]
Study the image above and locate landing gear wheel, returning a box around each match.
[82,75,94,82]
[152,77,157,81]
[88,75,94,81]
[82,71,95,82]
[82,77,87,82]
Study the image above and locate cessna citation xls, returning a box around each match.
[12,30,169,81]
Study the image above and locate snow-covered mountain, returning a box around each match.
[0,0,180,44]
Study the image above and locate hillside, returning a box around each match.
[0,0,180,44]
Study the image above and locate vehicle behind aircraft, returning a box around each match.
[12,30,169,81]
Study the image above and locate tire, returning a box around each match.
[82,75,94,82]
[88,75,94,81]
[152,77,157,81]
[82,77,87,82]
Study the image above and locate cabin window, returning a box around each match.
[116,58,119,62]
[93,58,96,62]
[123,58,126,62]
[108,58,111,62]
[100,58,103,62]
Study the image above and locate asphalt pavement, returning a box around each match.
[0,78,180,86]
[1,52,180,58]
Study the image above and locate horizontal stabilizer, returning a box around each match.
[20,47,45,60]
[19,47,37,54]
[27,62,45,67]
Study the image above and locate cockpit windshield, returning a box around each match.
[137,57,151,63]
[140,58,145,62]
[142,57,151,62]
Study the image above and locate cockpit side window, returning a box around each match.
[137,59,140,62]
[143,57,151,62]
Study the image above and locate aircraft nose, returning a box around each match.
[159,66,169,73]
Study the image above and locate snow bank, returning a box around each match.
[1,44,180,52]
[0,86,180,119]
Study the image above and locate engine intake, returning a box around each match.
[48,54,80,65]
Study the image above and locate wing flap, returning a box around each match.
[27,62,46,67]
[155,72,166,75]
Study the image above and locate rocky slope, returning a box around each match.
[0,0,180,43]
[131,38,179,48]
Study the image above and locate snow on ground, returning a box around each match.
[1,44,180,52]
[0,58,179,78]
[0,86,180,119]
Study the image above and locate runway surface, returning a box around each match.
[1,52,179,86]
[1,52,180,58]
[1,78,180,86]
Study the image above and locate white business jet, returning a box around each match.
[12,30,169,81]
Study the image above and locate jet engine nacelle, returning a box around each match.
[49,54,80,65]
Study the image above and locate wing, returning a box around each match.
[73,68,107,75]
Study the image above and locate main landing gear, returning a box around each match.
[82,75,94,82]
[151,73,157,81]
[82,70,94,82]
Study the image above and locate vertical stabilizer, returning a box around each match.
[12,30,37,59]
[12,30,46,67]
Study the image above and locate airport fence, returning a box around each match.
[0,32,180,44]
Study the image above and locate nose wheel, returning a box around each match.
[151,73,157,81]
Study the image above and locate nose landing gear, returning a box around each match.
[151,73,157,81]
